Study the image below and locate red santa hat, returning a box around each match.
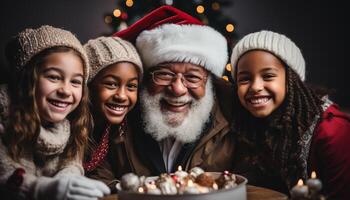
[113,6,228,77]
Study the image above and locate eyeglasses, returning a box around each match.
[150,70,207,89]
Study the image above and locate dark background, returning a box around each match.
[0,0,348,110]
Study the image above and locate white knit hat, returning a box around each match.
[84,36,143,82]
[230,30,305,81]
[136,24,228,77]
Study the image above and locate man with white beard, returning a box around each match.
[86,6,235,186]
[123,5,235,174]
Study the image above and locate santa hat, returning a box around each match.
[114,6,228,77]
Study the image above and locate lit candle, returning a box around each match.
[306,171,322,196]
[290,179,309,200]
[175,166,188,180]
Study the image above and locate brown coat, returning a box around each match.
[86,78,236,191]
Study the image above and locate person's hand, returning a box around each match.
[35,175,111,200]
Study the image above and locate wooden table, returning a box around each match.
[101,185,288,200]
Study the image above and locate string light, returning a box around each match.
[196,5,205,14]
[212,2,220,11]
[226,23,234,32]
[113,9,121,17]
[222,76,229,81]
[226,63,232,72]
[104,16,113,24]
[165,0,173,5]
[125,0,133,7]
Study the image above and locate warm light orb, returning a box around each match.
[222,76,229,81]
[125,0,134,7]
[226,63,232,71]
[212,2,220,10]
[226,23,235,32]
[138,187,144,193]
[113,9,121,17]
[297,179,304,186]
[196,5,205,14]
[104,16,112,24]
[311,171,317,179]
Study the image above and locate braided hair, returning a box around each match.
[233,66,324,188]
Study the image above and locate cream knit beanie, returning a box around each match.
[230,30,305,81]
[6,25,89,80]
[84,36,143,82]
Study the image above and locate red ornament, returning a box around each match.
[171,174,179,183]
[121,12,128,20]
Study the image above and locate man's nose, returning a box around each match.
[169,75,188,97]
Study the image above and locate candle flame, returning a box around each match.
[188,179,193,186]
[178,165,182,171]
[297,179,304,186]
[311,171,317,179]
[138,187,144,193]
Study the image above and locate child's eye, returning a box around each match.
[127,83,138,91]
[263,74,276,80]
[103,81,118,89]
[46,75,61,81]
[237,76,250,84]
[71,79,82,87]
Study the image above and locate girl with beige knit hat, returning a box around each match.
[230,30,350,199]
[0,25,110,199]
[82,36,143,192]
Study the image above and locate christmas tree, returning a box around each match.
[105,0,236,81]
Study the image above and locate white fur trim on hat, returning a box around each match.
[230,30,306,81]
[136,24,228,77]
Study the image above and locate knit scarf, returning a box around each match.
[34,119,70,157]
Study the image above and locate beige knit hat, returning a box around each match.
[84,36,143,82]
[230,30,305,81]
[6,25,89,80]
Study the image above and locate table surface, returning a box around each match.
[101,185,288,200]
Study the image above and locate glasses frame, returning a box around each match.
[150,69,207,89]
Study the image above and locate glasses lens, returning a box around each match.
[152,70,206,88]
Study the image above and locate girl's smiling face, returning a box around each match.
[90,62,139,125]
[35,51,84,124]
[236,50,286,118]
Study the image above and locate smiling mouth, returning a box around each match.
[106,103,127,114]
[48,99,71,108]
[246,97,271,106]
[161,99,190,112]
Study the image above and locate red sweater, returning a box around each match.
[309,104,350,200]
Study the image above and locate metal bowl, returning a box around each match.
[116,172,248,200]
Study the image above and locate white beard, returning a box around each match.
[140,77,215,143]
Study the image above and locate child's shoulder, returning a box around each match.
[322,104,350,122]
[315,103,350,140]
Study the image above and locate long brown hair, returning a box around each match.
[3,46,91,161]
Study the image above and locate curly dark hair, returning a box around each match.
[232,66,324,188]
